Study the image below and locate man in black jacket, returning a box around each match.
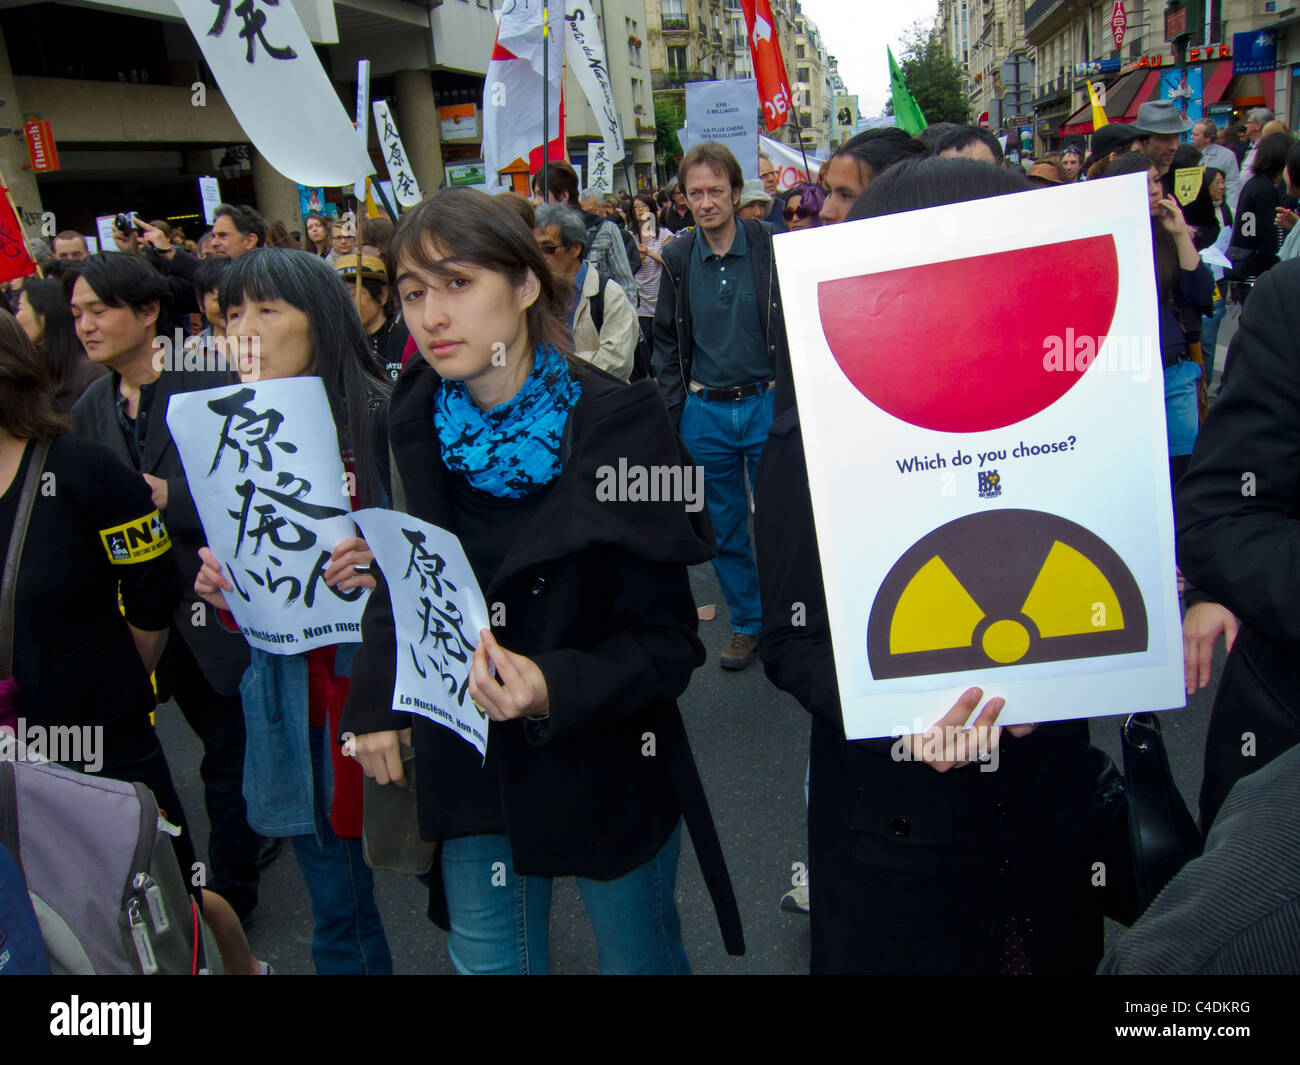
[69,252,265,919]
[652,142,790,670]
[1177,257,1300,832]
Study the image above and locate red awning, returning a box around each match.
[1203,59,1235,105]
[1060,69,1161,136]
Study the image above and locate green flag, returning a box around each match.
[888,46,928,136]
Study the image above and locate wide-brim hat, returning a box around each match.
[1028,162,1064,184]
[1132,100,1193,135]
[738,178,772,209]
[334,253,387,284]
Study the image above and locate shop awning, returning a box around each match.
[1060,69,1160,136]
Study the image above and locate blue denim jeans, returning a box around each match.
[1201,295,1226,389]
[289,726,392,974]
[440,821,690,975]
[678,388,773,633]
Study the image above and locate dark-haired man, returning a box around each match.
[653,141,790,670]
[819,127,929,225]
[532,160,639,304]
[70,252,266,920]
[936,125,1005,167]
[209,204,265,259]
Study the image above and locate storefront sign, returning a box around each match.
[1075,58,1123,77]
[1233,31,1277,76]
[1165,5,1187,41]
[1139,46,1230,69]
[1111,2,1127,51]
[23,120,58,173]
[439,104,479,142]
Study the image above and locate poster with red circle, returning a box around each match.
[771,174,1185,740]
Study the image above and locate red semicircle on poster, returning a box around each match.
[816,234,1120,433]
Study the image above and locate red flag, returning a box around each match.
[0,189,36,285]
[741,0,793,132]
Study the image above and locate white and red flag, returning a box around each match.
[741,0,794,132]
[484,0,566,182]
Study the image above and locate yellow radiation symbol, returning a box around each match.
[1173,166,1205,207]
[869,510,1146,679]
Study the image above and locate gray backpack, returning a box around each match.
[0,759,220,974]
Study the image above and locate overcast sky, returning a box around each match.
[795,0,942,116]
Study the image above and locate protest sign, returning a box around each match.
[759,134,824,188]
[773,174,1184,738]
[372,100,421,208]
[199,176,222,225]
[565,0,624,170]
[586,141,611,192]
[685,79,760,179]
[166,378,368,655]
[353,509,491,760]
[95,216,116,253]
[172,0,373,186]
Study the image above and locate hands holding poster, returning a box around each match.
[352,509,491,760]
[774,174,1185,739]
[166,378,368,654]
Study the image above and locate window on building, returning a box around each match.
[663,0,685,17]
[798,66,810,83]
[797,43,805,58]
[800,111,813,128]
[668,45,688,71]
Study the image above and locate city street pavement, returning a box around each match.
[155,553,1225,975]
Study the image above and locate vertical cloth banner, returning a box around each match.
[172,0,373,187]
[564,0,624,168]
[685,79,760,179]
[740,0,793,131]
[586,141,612,192]
[372,100,422,208]
[759,134,825,187]
[166,378,369,655]
[352,509,491,760]
[888,46,928,136]
[354,59,371,201]
[199,176,222,225]
[772,174,1183,738]
[484,0,565,181]
[0,189,37,284]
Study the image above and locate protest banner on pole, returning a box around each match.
[371,100,421,208]
[484,0,565,181]
[564,0,623,172]
[166,378,369,655]
[172,0,373,187]
[352,509,491,760]
[354,59,371,201]
[758,134,824,188]
[772,174,1184,738]
[0,184,38,284]
[586,141,611,192]
[685,80,760,179]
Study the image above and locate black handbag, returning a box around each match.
[1094,713,1204,925]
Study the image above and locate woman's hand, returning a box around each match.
[323,535,376,592]
[900,687,1033,773]
[346,728,411,787]
[195,546,232,613]
[1275,206,1298,233]
[468,628,549,722]
[1156,195,1192,239]
[1183,601,1239,694]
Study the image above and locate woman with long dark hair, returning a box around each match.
[303,212,333,257]
[631,191,671,381]
[1228,131,1292,291]
[342,187,741,973]
[1103,152,1214,484]
[14,278,105,412]
[757,156,1123,975]
[193,248,393,974]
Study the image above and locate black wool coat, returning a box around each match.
[1177,258,1300,832]
[755,406,1108,975]
[341,356,745,955]
[73,366,249,696]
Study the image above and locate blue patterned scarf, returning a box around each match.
[435,344,582,498]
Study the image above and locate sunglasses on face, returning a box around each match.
[783,206,816,221]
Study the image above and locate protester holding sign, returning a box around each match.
[756,157,1113,975]
[192,248,392,974]
[342,187,743,973]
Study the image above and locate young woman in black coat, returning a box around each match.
[342,188,742,974]
[757,157,1112,975]
[1228,131,1292,291]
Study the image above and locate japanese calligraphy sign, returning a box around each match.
[371,100,422,209]
[166,377,368,654]
[565,0,624,171]
[353,509,490,760]
[586,141,611,193]
[173,0,373,187]
[773,174,1184,739]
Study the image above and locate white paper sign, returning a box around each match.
[198,176,221,225]
[172,0,373,187]
[84,235,98,254]
[773,174,1185,739]
[372,100,422,208]
[95,216,116,252]
[686,79,760,179]
[353,508,491,759]
[166,378,368,655]
[586,141,611,193]
[565,0,624,167]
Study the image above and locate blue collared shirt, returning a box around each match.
[688,222,772,388]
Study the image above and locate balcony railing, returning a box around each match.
[662,15,688,31]
[653,68,713,90]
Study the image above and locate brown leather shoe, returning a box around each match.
[720,632,759,670]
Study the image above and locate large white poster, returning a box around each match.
[166,378,368,654]
[173,0,373,187]
[686,79,760,179]
[774,174,1185,739]
[353,509,491,760]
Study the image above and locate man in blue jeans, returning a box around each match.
[653,141,790,670]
